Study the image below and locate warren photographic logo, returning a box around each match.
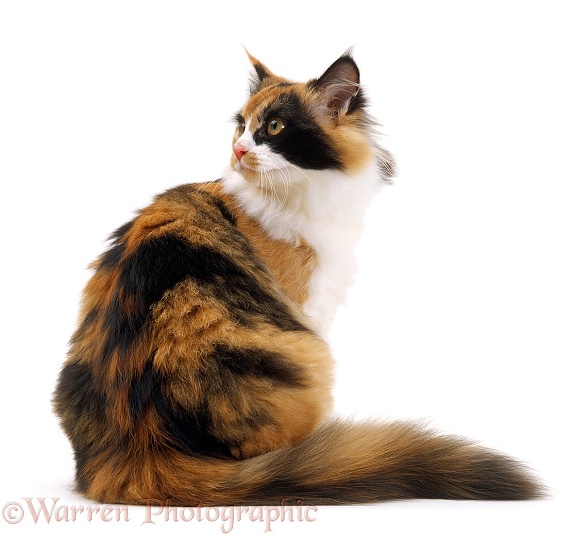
[2,498,318,533]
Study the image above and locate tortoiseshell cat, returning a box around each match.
[53,51,541,505]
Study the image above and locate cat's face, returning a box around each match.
[230,52,389,187]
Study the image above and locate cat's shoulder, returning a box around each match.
[92,181,241,272]
[150,181,237,227]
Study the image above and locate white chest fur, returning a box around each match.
[222,158,382,337]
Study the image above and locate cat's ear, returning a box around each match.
[244,49,276,95]
[310,52,362,121]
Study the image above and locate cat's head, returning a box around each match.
[230,51,395,186]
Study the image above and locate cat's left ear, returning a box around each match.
[245,49,277,95]
[310,53,361,120]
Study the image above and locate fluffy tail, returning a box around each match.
[225,419,543,505]
[95,419,543,506]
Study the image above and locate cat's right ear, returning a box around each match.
[244,49,275,95]
[310,52,362,121]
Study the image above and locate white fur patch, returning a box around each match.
[222,150,382,337]
[235,121,255,151]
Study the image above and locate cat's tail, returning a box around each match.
[224,418,544,505]
[92,418,543,506]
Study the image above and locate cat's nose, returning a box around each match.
[233,143,248,161]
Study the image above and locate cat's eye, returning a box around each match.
[234,113,246,135]
[267,118,285,136]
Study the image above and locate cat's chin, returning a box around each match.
[233,164,260,184]
[233,163,289,186]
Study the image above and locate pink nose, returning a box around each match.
[233,143,248,161]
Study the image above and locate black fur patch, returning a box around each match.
[69,307,100,348]
[233,113,246,136]
[128,359,234,458]
[127,359,157,421]
[253,92,342,170]
[156,393,235,458]
[98,232,308,362]
[347,87,366,115]
[249,64,270,95]
[54,361,108,429]
[53,361,108,490]
[200,188,237,225]
[213,345,305,387]
[98,219,133,270]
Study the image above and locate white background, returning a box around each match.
[1,1,570,534]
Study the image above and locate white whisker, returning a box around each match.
[272,166,291,209]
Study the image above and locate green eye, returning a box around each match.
[267,118,285,136]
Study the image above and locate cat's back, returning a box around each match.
[55,180,333,474]
[64,180,320,390]
[82,181,311,351]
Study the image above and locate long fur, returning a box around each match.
[53,51,543,505]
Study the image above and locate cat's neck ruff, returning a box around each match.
[222,158,381,244]
[222,157,382,335]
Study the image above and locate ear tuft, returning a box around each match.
[311,52,362,119]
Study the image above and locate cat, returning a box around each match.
[53,50,542,505]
